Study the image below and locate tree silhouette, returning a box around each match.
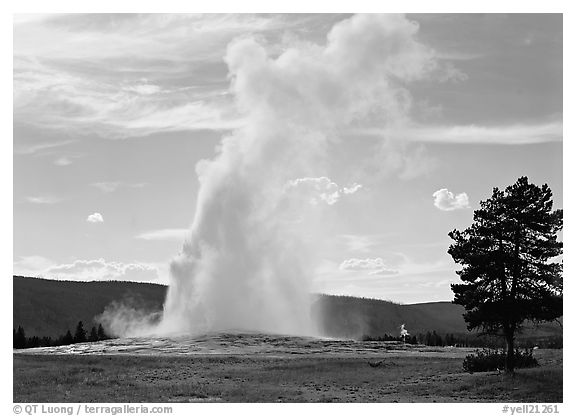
[74,321,87,343]
[88,326,99,342]
[14,326,26,349]
[27,336,40,348]
[97,324,106,341]
[449,176,562,372]
[62,329,74,345]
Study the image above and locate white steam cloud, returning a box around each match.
[119,14,447,337]
[400,323,409,339]
[97,298,162,337]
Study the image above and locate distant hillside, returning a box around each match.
[14,276,561,340]
[313,294,562,341]
[313,295,468,338]
[13,276,166,338]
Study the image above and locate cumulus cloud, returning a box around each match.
[45,258,159,281]
[135,228,189,241]
[14,256,160,282]
[342,183,363,194]
[432,188,470,211]
[339,257,398,276]
[86,212,104,223]
[285,177,363,205]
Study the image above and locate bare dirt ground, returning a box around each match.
[13,346,562,403]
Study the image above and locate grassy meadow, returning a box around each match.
[13,348,562,403]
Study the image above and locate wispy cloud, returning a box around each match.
[14,56,242,138]
[26,196,61,204]
[13,255,54,275]
[53,156,74,166]
[355,121,562,145]
[337,234,392,253]
[13,14,60,26]
[135,228,188,241]
[91,182,146,193]
[14,139,76,156]
[408,121,562,144]
[432,188,470,211]
[436,50,484,61]
[91,182,122,193]
[122,83,162,95]
[13,14,341,138]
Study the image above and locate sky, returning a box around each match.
[13,13,563,304]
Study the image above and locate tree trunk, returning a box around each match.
[505,332,515,373]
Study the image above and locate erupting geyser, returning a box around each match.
[137,14,440,337]
[400,324,410,342]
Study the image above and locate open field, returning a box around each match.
[14,347,562,403]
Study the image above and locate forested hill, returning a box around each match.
[14,276,561,341]
[13,276,166,338]
[313,294,468,338]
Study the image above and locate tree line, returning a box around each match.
[13,321,110,349]
[361,331,483,346]
[361,331,562,349]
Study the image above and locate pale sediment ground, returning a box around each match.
[13,332,476,357]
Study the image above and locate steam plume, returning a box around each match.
[147,14,440,336]
[400,323,409,340]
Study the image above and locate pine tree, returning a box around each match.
[432,330,442,346]
[74,321,87,343]
[417,333,425,345]
[62,330,74,345]
[41,336,53,347]
[27,336,40,348]
[97,323,106,341]
[449,176,562,372]
[14,326,27,349]
[88,326,99,342]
